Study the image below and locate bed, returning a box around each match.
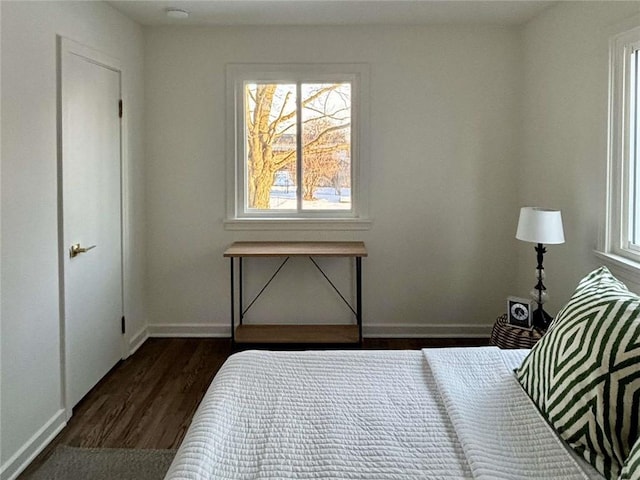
[164,347,601,479]
[165,267,640,479]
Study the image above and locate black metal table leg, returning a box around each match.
[239,257,243,325]
[356,256,362,346]
[230,258,235,344]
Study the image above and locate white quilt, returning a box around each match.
[164,347,603,480]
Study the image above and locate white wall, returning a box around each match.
[0,0,4,468]
[144,25,521,337]
[6,2,637,477]
[518,1,640,312]
[0,2,145,478]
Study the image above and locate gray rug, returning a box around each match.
[28,445,176,480]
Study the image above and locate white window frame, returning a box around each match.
[600,22,640,273]
[224,64,371,230]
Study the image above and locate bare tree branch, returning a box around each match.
[273,114,347,139]
[303,143,350,154]
[271,125,349,172]
[273,84,342,127]
[245,87,255,131]
[302,123,350,152]
[272,150,297,171]
[267,90,293,143]
[246,86,257,104]
[304,106,350,120]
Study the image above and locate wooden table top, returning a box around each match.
[223,241,367,257]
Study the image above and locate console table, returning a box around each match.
[223,241,367,346]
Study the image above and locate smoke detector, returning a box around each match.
[165,8,189,19]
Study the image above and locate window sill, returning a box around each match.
[223,218,373,231]
[593,250,640,285]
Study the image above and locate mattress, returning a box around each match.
[165,347,604,480]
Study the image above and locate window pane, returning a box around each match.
[631,50,639,245]
[244,83,297,210]
[301,83,351,210]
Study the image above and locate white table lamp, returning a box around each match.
[516,207,565,329]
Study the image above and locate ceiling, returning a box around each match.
[107,1,556,27]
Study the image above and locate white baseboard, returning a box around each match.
[364,323,492,338]
[128,326,149,355]
[147,323,492,338]
[0,409,66,480]
[148,323,229,337]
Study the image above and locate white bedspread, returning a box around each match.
[424,348,591,480]
[164,347,603,480]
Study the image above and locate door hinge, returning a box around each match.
[118,99,123,118]
[121,315,126,334]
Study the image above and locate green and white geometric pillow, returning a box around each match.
[619,438,640,480]
[516,266,640,480]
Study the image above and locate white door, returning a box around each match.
[60,38,123,410]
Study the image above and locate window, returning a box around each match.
[628,47,640,247]
[605,25,640,263]
[226,64,370,229]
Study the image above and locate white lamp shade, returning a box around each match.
[516,207,565,244]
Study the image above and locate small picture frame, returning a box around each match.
[507,296,533,330]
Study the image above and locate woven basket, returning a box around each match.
[490,313,545,349]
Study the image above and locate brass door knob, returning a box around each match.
[70,243,96,258]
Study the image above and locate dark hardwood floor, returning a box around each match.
[18,336,488,478]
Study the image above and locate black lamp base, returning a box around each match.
[533,307,553,331]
